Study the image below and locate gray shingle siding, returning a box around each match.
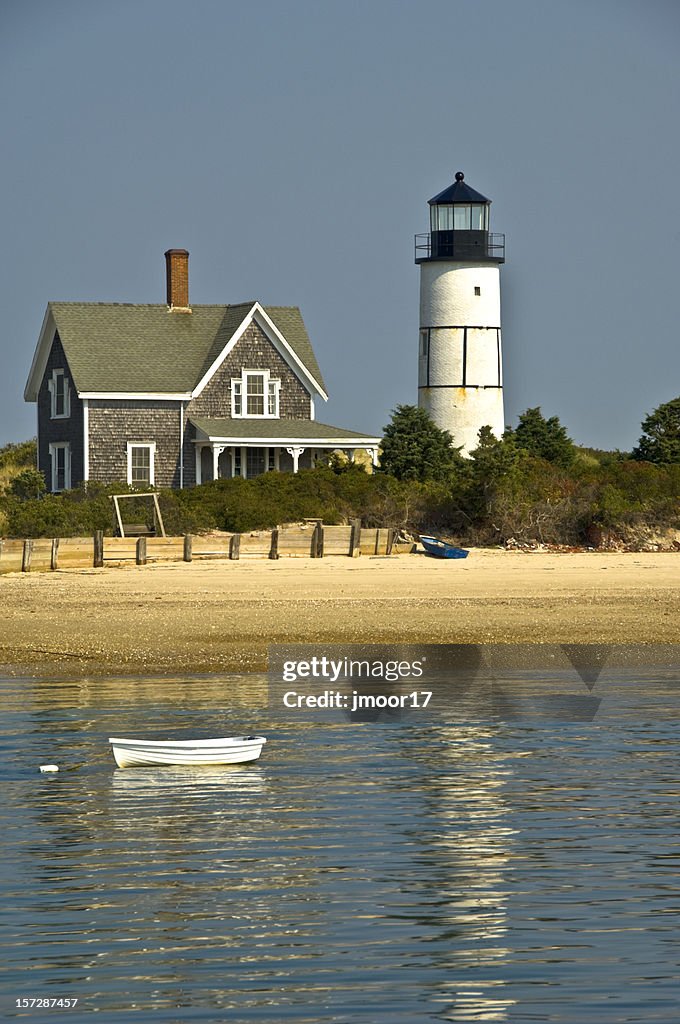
[88,400,182,488]
[187,322,311,421]
[38,332,84,490]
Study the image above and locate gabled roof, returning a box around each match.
[24,301,327,401]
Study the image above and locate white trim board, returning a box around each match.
[192,435,381,447]
[79,392,191,401]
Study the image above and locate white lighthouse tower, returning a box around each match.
[416,171,505,455]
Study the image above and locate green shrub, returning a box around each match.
[9,468,46,500]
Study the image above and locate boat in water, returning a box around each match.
[108,735,267,769]
[419,535,469,559]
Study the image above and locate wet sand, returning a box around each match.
[0,550,678,676]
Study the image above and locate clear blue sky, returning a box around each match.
[2,0,679,451]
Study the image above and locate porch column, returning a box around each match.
[213,444,226,481]
[348,449,355,463]
[195,445,203,485]
[365,447,379,467]
[286,446,306,473]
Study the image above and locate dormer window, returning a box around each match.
[48,369,70,419]
[231,370,280,418]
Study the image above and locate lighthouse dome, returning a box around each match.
[428,171,491,206]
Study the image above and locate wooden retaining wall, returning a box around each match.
[0,524,399,574]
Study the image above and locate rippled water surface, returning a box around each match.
[1,672,679,1022]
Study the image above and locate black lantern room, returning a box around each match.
[415,172,504,263]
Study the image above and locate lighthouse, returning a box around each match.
[415,171,505,455]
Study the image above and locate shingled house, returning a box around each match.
[24,250,381,491]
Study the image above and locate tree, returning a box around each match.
[512,407,575,467]
[632,396,680,464]
[379,405,462,482]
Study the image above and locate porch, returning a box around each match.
[190,417,381,484]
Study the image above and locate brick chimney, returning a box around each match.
[164,249,191,311]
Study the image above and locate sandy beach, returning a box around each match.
[0,549,678,676]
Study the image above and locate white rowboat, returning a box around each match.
[108,735,267,769]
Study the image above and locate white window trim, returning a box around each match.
[49,442,71,492]
[126,442,156,487]
[231,369,281,419]
[48,368,71,419]
[231,379,243,417]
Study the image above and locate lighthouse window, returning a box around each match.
[454,205,470,230]
[420,330,429,357]
[432,204,489,232]
[474,286,481,296]
[431,205,454,232]
[448,205,489,230]
[471,206,487,230]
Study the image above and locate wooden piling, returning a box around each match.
[93,530,104,568]
[136,537,147,565]
[386,528,396,555]
[229,534,241,560]
[50,538,60,570]
[349,518,362,557]
[313,521,324,558]
[183,534,193,562]
[269,528,279,560]
[22,539,33,573]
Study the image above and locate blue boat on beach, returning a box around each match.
[419,535,469,559]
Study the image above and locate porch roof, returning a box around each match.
[190,417,381,446]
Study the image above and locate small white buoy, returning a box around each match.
[40,765,59,773]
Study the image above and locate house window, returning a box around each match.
[232,380,242,416]
[233,447,242,477]
[246,448,266,477]
[127,443,156,486]
[247,373,265,415]
[49,442,71,492]
[231,371,280,418]
[268,381,277,415]
[49,369,70,419]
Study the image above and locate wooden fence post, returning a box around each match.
[349,518,362,557]
[22,539,33,573]
[183,534,193,562]
[229,534,241,560]
[314,522,324,558]
[386,528,396,555]
[136,537,147,565]
[50,538,60,570]
[93,530,104,568]
[269,528,279,560]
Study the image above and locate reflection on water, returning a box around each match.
[1,674,679,1022]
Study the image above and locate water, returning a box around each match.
[1,672,679,1022]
